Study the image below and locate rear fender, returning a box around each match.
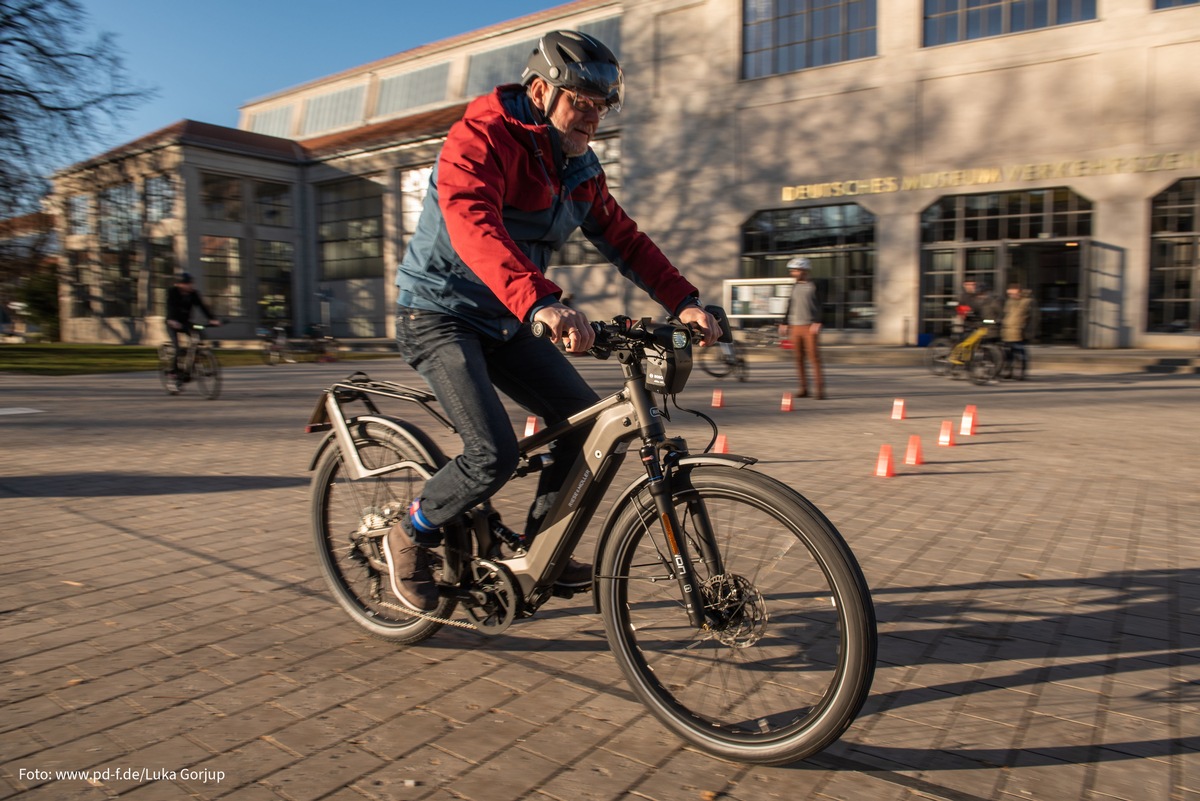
[307,415,446,472]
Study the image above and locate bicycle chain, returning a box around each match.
[376,597,479,631]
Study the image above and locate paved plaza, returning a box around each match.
[0,352,1197,801]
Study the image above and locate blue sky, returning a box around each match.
[78,0,565,147]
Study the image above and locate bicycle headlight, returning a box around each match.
[671,329,690,350]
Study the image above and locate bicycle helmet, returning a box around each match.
[787,257,811,271]
[521,30,623,115]
[179,272,194,283]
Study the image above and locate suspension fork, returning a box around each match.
[639,441,711,629]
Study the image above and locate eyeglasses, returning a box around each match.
[562,89,614,119]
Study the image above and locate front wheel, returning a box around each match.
[311,422,454,644]
[194,349,222,400]
[598,466,876,765]
[969,343,1002,385]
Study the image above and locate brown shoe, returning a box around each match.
[382,528,439,611]
[554,557,593,590]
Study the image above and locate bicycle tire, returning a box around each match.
[926,337,953,376]
[597,465,876,765]
[311,422,454,644]
[699,346,735,378]
[157,344,176,393]
[969,343,1002,386]
[194,350,222,400]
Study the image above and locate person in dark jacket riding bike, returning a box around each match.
[164,272,219,391]
[387,30,719,612]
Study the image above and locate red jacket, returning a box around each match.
[396,85,698,338]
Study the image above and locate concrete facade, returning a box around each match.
[49,0,1200,348]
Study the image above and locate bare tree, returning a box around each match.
[0,0,153,219]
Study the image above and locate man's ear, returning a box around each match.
[528,77,549,114]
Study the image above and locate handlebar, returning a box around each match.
[531,305,733,359]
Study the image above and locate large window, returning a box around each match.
[148,237,177,317]
[921,188,1092,243]
[923,0,1096,47]
[317,176,384,280]
[145,175,175,222]
[254,181,292,227]
[1149,179,1200,333]
[741,204,876,329]
[256,240,295,326]
[743,0,877,80]
[98,183,137,251]
[67,252,92,318]
[201,173,242,222]
[66,195,90,236]
[1155,0,1199,8]
[199,236,243,318]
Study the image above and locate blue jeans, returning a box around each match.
[395,307,599,539]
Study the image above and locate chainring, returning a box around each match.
[462,557,519,635]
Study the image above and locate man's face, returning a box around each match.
[536,80,603,157]
[964,281,977,295]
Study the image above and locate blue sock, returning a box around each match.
[404,499,441,546]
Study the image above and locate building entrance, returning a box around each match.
[1007,243,1082,345]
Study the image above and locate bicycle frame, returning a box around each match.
[308,329,754,626]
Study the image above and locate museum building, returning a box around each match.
[49,0,1200,348]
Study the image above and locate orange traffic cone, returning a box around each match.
[711,389,724,408]
[875,444,895,477]
[781,392,794,412]
[905,435,924,465]
[960,405,978,436]
[891,399,906,420]
[713,433,729,453]
[938,420,955,446]
[524,416,539,437]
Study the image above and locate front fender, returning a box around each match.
[589,453,755,612]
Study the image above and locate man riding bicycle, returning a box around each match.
[164,272,219,392]
[387,30,719,612]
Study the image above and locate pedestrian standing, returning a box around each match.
[1002,283,1034,379]
[779,257,824,399]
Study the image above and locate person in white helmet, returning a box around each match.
[780,257,824,399]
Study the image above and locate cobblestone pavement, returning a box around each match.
[0,355,1197,801]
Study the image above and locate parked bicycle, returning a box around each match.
[258,324,296,365]
[159,323,221,399]
[304,323,341,363]
[926,321,1003,385]
[697,338,748,381]
[306,309,876,765]
[257,323,341,364]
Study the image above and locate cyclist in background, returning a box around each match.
[387,30,719,612]
[165,272,219,391]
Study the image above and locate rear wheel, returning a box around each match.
[926,337,953,376]
[598,465,876,765]
[311,422,454,644]
[157,344,176,393]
